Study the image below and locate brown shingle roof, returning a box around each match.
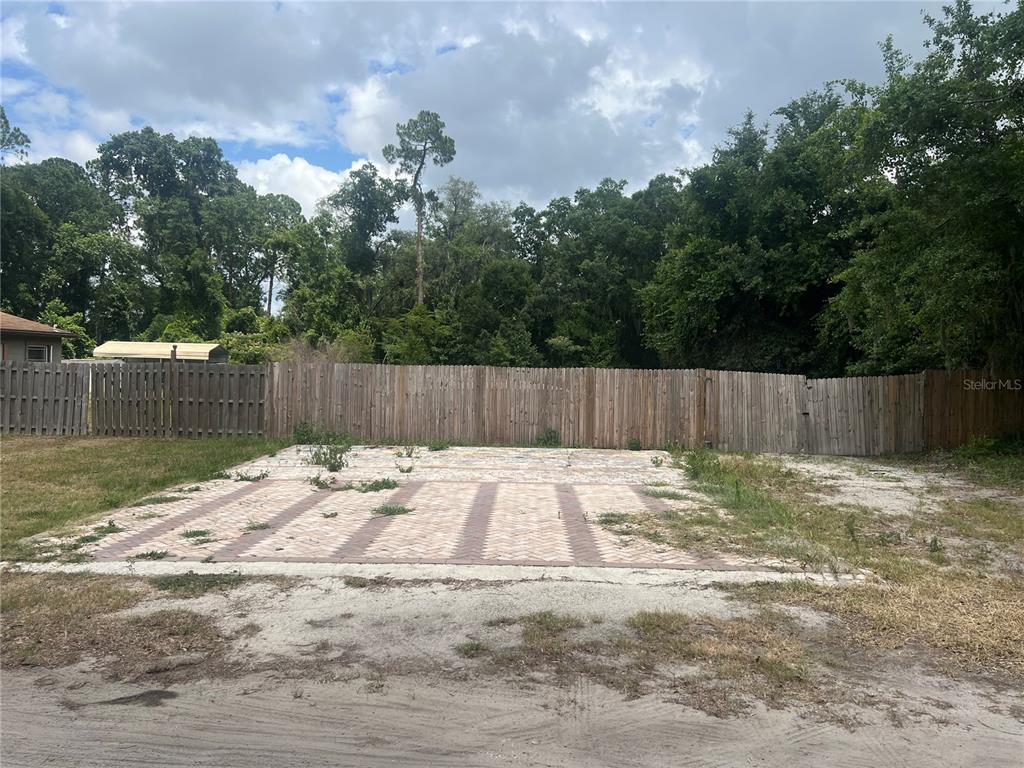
[0,311,77,338]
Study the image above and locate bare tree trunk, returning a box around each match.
[415,202,425,305]
[266,270,274,316]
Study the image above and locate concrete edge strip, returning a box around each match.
[94,482,266,559]
[450,482,498,561]
[8,560,844,584]
[210,488,331,560]
[330,481,426,560]
[554,483,604,564]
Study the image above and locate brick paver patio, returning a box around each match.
[79,446,786,571]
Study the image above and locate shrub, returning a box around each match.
[534,428,560,447]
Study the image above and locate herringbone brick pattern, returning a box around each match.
[363,481,476,561]
[73,446,785,571]
[482,483,573,562]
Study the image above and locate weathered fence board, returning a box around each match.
[0,362,89,435]
[1,362,1019,453]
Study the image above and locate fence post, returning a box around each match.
[797,375,811,454]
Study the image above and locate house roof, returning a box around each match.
[0,311,77,338]
[92,341,227,361]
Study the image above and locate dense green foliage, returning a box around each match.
[1,2,1019,373]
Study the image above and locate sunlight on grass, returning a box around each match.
[0,435,289,557]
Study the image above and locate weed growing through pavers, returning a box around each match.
[243,520,271,532]
[428,440,451,451]
[455,641,489,658]
[307,444,351,472]
[233,470,269,482]
[181,529,211,539]
[176,485,202,493]
[396,464,415,474]
[309,473,336,490]
[321,511,338,519]
[336,478,400,492]
[397,446,418,458]
[651,456,664,467]
[132,495,186,506]
[135,550,169,560]
[85,521,123,538]
[373,505,412,516]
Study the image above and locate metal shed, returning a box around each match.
[92,341,230,364]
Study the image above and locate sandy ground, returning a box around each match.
[2,565,1022,767]
[783,455,1023,517]
[5,670,1022,768]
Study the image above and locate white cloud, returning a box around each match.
[0,15,30,63]
[1,1,949,209]
[235,153,363,216]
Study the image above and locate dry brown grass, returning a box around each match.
[1,572,226,678]
[733,574,1024,679]
[466,609,829,717]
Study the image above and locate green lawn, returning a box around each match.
[0,435,289,558]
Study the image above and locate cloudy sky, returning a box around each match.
[1,1,962,214]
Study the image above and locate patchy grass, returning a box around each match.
[373,505,412,516]
[663,449,927,576]
[1,573,242,680]
[1,573,148,668]
[134,550,169,560]
[0,435,289,558]
[891,437,1024,494]
[342,575,392,589]
[467,609,819,716]
[455,640,489,658]
[731,574,1024,679]
[643,488,688,501]
[149,571,247,598]
[428,440,451,452]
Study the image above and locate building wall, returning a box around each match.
[0,336,63,363]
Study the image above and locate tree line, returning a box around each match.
[1,1,1020,374]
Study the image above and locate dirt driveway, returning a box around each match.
[69,446,776,570]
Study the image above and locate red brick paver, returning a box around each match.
[76,447,787,572]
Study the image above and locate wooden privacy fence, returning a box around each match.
[0,362,90,435]
[1,361,1021,455]
[264,363,1021,454]
[1,362,267,438]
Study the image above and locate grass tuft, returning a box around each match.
[372,505,412,516]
